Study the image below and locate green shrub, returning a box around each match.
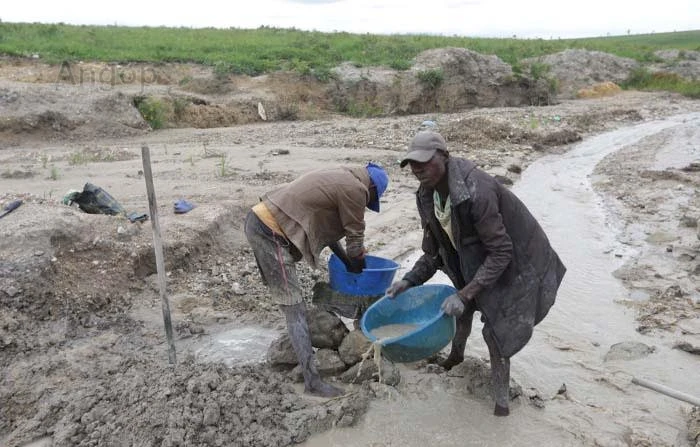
[416,68,444,89]
[312,67,334,83]
[133,96,166,129]
[340,100,383,118]
[389,59,411,71]
[622,68,700,98]
[528,62,551,80]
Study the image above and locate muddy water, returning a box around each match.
[303,113,700,446]
[186,325,279,366]
[371,323,420,340]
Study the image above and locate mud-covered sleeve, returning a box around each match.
[469,175,513,287]
[403,194,442,285]
[337,184,367,258]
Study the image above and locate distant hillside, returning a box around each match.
[0,22,698,76]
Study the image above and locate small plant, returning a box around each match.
[49,165,59,180]
[276,97,300,121]
[69,150,90,165]
[172,97,189,121]
[389,59,411,71]
[133,96,166,129]
[312,67,334,83]
[213,61,233,80]
[217,153,228,177]
[417,68,444,90]
[341,100,383,118]
[528,62,552,81]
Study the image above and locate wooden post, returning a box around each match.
[141,145,177,365]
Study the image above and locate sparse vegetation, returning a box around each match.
[49,165,59,180]
[133,96,167,129]
[339,100,384,118]
[416,68,444,90]
[217,153,228,177]
[621,67,700,98]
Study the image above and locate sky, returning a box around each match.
[2,0,699,39]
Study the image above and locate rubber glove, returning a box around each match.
[441,294,465,317]
[328,241,365,273]
[385,279,412,298]
[346,256,365,274]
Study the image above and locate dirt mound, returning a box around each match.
[3,355,370,447]
[0,196,372,447]
[652,50,700,81]
[0,82,149,145]
[524,49,640,99]
[328,47,553,117]
[0,48,691,142]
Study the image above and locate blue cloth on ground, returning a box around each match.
[174,199,195,214]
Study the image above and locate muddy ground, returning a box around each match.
[1,55,700,447]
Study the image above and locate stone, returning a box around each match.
[307,306,348,350]
[604,341,655,361]
[338,330,372,366]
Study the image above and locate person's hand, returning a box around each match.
[386,279,412,298]
[441,294,465,317]
[346,256,365,274]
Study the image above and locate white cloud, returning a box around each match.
[1,0,698,38]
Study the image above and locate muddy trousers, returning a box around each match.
[245,210,343,398]
[446,304,511,416]
[281,302,344,398]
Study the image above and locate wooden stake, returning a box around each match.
[141,145,177,365]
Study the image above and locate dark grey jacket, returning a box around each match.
[403,157,566,357]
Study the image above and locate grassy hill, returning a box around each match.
[1,23,698,97]
[1,22,699,75]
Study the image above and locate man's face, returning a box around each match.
[408,152,446,188]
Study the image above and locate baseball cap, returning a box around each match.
[366,162,388,212]
[399,131,447,168]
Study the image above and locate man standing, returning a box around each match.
[245,163,389,397]
[387,132,565,415]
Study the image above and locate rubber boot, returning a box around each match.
[438,309,473,370]
[282,303,344,398]
[484,327,511,416]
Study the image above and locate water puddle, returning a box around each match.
[189,326,279,367]
[303,113,700,446]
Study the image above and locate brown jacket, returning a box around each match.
[263,166,371,268]
[403,157,566,357]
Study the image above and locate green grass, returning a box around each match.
[1,22,698,76]
[622,68,700,98]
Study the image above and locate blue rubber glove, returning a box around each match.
[441,294,465,317]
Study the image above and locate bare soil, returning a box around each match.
[1,56,699,446]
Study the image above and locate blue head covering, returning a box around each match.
[366,162,388,212]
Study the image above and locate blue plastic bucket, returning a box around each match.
[328,254,400,297]
[360,284,457,363]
